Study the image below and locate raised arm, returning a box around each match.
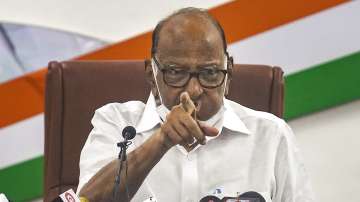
[79,93,218,201]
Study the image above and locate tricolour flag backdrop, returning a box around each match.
[0,0,359,201]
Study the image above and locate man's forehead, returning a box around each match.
[158,55,224,68]
[156,12,225,62]
[157,55,226,71]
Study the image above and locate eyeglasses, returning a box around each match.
[152,57,228,88]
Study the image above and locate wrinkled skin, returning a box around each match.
[146,12,233,121]
[80,11,232,201]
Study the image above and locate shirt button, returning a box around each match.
[187,154,195,161]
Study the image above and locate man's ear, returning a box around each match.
[144,59,160,102]
[224,56,233,96]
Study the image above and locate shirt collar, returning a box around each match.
[223,98,251,135]
[136,93,161,133]
[136,93,251,135]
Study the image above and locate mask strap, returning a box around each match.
[223,54,229,97]
[151,59,164,104]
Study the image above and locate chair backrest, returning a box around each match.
[44,60,284,201]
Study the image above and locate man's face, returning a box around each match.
[149,14,231,121]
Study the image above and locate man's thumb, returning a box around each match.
[198,122,219,137]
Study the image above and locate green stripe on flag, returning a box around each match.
[285,51,360,119]
[0,156,43,202]
[0,51,359,201]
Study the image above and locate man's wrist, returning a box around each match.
[154,129,173,152]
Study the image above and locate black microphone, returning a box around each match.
[239,191,266,202]
[217,191,266,202]
[122,126,136,140]
[200,195,221,202]
[113,126,136,202]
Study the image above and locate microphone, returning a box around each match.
[113,126,136,202]
[200,195,221,202]
[238,191,266,202]
[122,126,136,140]
[51,189,88,202]
[202,191,266,202]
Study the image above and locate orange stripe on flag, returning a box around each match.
[0,69,46,127]
[78,33,153,60]
[0,0,349,128]
[210,0,349,43]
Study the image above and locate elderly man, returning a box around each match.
[77,8,314,202]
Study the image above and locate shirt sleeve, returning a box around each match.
[272,121,315,202]
[76,104,135,194]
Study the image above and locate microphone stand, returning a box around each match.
[113,138,131,202]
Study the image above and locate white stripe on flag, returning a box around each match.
[0,0,230,42]
[0,114,44,169]
[228,1,360,75]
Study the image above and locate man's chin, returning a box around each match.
[196,111,212,121]
[196,105,222,121]
[194,102,209,121]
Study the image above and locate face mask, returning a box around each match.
[151,59,170,123]
[151,57,228,129]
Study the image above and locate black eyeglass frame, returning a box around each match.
[152,56,229,88]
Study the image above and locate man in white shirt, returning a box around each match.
[77,7,314,202]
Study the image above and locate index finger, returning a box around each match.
[180,92,196,115]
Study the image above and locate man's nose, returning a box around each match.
[185,77,203,99]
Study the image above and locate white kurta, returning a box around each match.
[77,94,314,202]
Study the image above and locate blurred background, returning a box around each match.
[0,0,359,201]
